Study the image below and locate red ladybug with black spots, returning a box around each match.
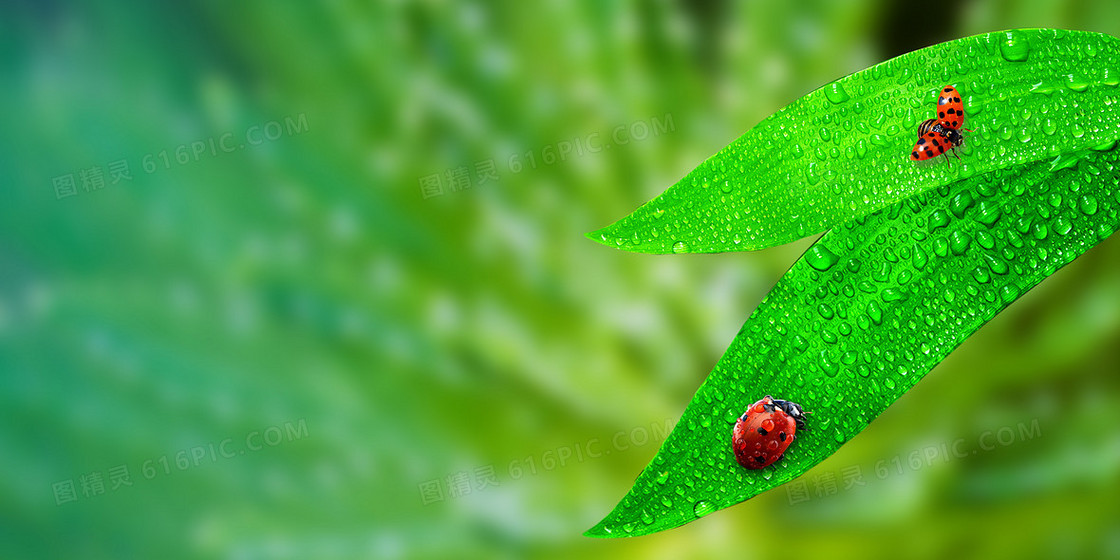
[911,85,972,163]
[732,395,807,469]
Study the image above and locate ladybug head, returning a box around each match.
[772,398,807,430]
[942,128,963,145]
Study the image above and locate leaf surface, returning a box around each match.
[588,144,1120,537]
[588,29,1120,253]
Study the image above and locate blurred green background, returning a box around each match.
[2,1,1119,558]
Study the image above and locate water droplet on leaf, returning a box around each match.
[998,30,1031,62]
[693,500,716,518]
[1079,194,1099,215]
[805,245,840,271]
[824,81,851,104]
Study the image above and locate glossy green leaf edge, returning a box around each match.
[588,28,1120,253]
[586,146,1120,537]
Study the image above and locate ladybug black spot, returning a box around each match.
[954,97,960,103]
[779,432,787,441]
[952,120,958,127]
[939,111,945,119]
[918,138,926,145]
[932,139,941,147]
[757,427,768,436]
[911,151,918,158]
[944,87,952,92]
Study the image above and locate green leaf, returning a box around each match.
[587,146,1120,538]
[587,29,1120,253]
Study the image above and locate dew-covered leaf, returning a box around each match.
[588,29,1120,253]
[586,144,1120,537]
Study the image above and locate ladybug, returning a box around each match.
[732,395,807,469]
[910,85,973,163]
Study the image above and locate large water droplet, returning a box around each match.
[873,262,891,283]
[950,191,975,218]
[1029,81,1058,95]
[1050,152,1081,172]
[882,288,906,302]
[1103,66,1120,87]
[976,230,995,249]
[1054,215,1073,236]
[819,352,839,376]
[1042,117,1057,136]
[1032,222,1049,240]
[999,284,1020,304]
[805,245,840,271]
[949,231,971,255]
[913,246,929,270]
[693,500,716,518]
[791,334,808,351]
[998,30,1031,62]
[933,237,949,257]
[1079,194,1099,215]
[1065,74,1089,92]
[824,81,851,104]
[928,210,951,230]
[975,200,1001,226]
[866,301,883,325]
[972,266,991,284]
[967,94,984,115]
[672,241,688,253]
[1090,138,1119,152]
[817,303,835,320]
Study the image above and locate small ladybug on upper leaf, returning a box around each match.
[732,396,807,469]
[910,85,973,164]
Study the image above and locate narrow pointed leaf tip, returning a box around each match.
[588,29,1120,253]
